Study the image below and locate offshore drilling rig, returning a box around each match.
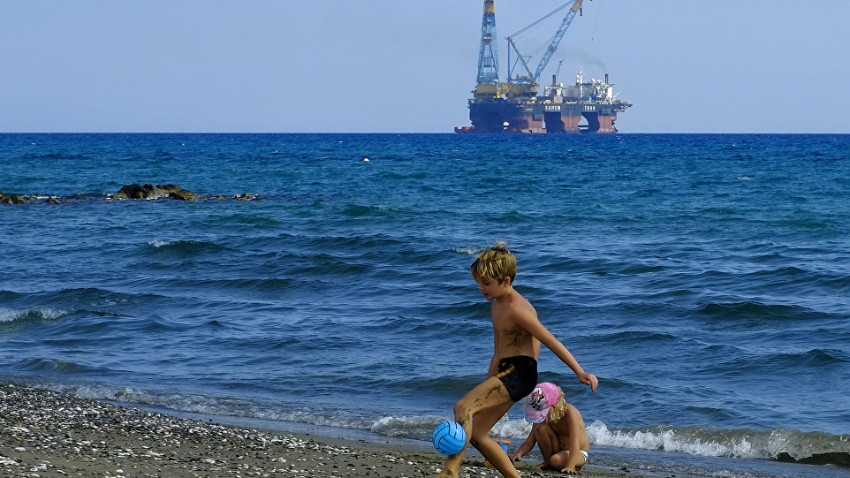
[455,0,632,134]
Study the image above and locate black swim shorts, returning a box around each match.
[495,355,538,402]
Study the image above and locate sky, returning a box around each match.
[2,1,849,134]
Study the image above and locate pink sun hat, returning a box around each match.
[524,382,561,423]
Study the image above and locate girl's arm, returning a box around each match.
[512,424,538,462]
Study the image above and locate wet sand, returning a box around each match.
[0,383,647,477]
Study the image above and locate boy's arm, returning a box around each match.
[512,424,538,462]
[516,309,599,392]
[487,325,500,377]
[487,353,499,377]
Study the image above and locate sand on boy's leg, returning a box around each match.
[437,377,520,478]
[472,403,518,476]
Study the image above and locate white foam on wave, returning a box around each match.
[490,416,533,440]
[70,384,138,401]
[586,421,790,460]
[0,309,18,323]
[452,246,481,256]
[58,383,378,433]
[371,415,444,438]
[32,380,849,465]
[367,414,534,445]
[0,307,66,323]
[148,239,172,248]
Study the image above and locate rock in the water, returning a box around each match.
[112,183,148,199]
[0,190,51,205]
[113,183,198,201]
[2,194,27,204]
[168,189,198,201]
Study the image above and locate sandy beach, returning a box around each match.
[0,383,649,478]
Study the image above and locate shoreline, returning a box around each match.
[0,382,647,478]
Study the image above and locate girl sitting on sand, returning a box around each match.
[512,382,589,475]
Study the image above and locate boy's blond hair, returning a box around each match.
[471,242,517,283]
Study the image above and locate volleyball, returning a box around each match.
[432,420,466,455]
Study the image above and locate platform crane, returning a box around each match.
[473,0,504,101]
[504,0,584,95]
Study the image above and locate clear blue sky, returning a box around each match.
[2,1,849,133]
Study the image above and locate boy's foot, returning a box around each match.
[435,468,459,478]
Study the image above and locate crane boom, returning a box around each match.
[532,0,583,82]
[507,36,535,80]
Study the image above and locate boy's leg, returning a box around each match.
[470,401,519,478]
[437,376,516,478]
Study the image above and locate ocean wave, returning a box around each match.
[370,415,447,439]
[594,330,679,345]
[341,204,402,218]
[0,307,68,323]
[40,382,387,433]
[0,289,172,338]
[740,265,850,293]
[587,421,850,465]
[19,358,93,373]
[286,259,372,278]
[146,239,230,255]
[18,378,850,469]
[165,277,301,293]
[489,210,537,224]
[760,347,848,367]
[199,212,282,230]
[51,287,163,309]
[697,301,818,321]
[451,246,483,256]
[21,152,92,160]
[280,233,410,258]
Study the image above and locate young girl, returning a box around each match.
[512,382,590,475]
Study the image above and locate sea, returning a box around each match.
[1,133,848,477]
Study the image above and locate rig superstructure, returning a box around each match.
[456,0,632,134]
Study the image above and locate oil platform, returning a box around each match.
[455,0,632,134]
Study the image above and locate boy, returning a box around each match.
[437,243,598,478]
[512,382,590,475]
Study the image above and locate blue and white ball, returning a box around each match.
[432,420,466,455]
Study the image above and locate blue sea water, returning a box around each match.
[1,133,849,477]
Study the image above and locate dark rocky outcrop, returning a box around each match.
[0,190,39,205]
[776,451,850,467]
[2,184,258,205]
[112,183,198,201]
